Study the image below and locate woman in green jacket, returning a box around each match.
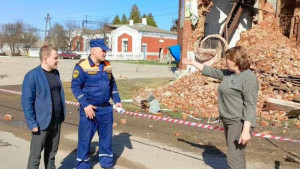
[183,46,259,169]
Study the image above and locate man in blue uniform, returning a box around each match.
[71,39,122,169]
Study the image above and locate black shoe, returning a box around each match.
[103,167,114,169]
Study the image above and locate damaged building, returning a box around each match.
[136,0,300,127]
[177,0,300,72]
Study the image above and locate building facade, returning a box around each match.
[71,18,177,60]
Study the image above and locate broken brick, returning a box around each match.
[295,122,300,129]
[120,119,126,125]
[4,114,12,121]
[174,132,180,137]
[261,121,269,127]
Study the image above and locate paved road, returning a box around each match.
[0,131,228,169]
[0,57,174,86]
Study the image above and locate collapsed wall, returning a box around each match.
[177,0,213,69]
[137,3,300,127]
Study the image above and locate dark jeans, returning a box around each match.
[222,118,253,169]
[27,118,62,169]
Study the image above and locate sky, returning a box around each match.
[0,0,179,37]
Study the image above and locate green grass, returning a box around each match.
[116,78,172,111]
[161,109,183,119]
[63,78,173,112]
[116,78,171,99]
[63,82,77,102]
[111,60,177,66]
[62,78,202,119]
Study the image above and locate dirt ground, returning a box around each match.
[0,84,300,169]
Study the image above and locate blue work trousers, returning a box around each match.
[76,106,113,169]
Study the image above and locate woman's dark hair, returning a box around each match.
[225,46,250,72]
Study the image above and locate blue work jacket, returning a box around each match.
[71,57,121,108]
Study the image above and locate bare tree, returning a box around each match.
[102,18,110,40]
[48,23,68,50]
[64,21,79,51]
[0,33,3,49]
[22,25,39,54]
[1,21,24,55]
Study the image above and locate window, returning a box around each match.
[122,39,128,52]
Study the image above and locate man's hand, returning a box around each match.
[115,102,122,108]
[115,103,124,114]
[32,127,39,133]
[84,105,96,119]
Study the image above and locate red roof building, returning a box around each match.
[72,18,177,60]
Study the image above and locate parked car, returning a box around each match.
[0,52,6,56]
[58,51,81,59]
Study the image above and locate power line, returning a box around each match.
[154,13,178,17]
[76,6,178,20]
[68,0,178,14]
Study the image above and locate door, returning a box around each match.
[142,44,147,59]
[159,48,164,59]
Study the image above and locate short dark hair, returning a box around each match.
[225,46,250,72]
[39,45,54,61]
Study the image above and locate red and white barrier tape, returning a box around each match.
[120,110,300,143]
[65,100,80,106]
[1,88,300,143]
[0,88,22,95]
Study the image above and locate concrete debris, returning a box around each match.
[149,99,161,114]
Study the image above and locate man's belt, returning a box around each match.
[94,102,111,107]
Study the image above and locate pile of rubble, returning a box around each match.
[135,4,300,127]
[237,3,300,77]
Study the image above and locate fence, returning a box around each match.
[76,51,144,60]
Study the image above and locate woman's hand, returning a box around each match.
[239,131,251,145]
[239,121,252,145]
[182,58,193,65]
[182,58,205,71]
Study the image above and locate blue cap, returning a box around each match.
[90,39,111,51]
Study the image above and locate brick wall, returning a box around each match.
[72,36,84,51]
[117,33,132,52]
[177,0,190,69]
[177,0,213,69]
[177,20,192,69]
[142,36,177,60]
[146,55,159,60]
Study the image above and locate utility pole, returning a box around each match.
[82,15,89,28]
[44,13,52,45]
[44,13,49,42]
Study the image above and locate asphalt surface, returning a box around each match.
[0,57,174,86]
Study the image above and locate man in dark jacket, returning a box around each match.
[21,45,66,169]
